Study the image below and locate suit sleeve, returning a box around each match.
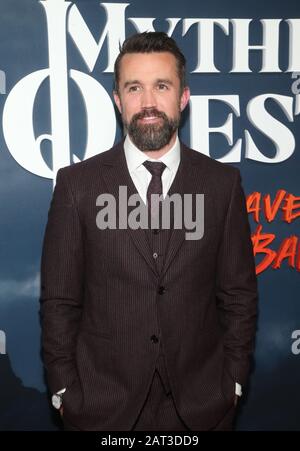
[40,168,84,393]
[215,169,258,386]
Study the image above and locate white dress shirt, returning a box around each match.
[123,134,180,204]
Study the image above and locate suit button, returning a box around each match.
[153,252,158,259]
[158,286,166,295]
[150,335,159,344]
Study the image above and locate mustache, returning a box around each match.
[132,109,168,121]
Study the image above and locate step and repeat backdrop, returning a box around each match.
[0,0,299,430]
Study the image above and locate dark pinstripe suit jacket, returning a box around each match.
[40,140,258,431]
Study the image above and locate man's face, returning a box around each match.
[114,52,190,151]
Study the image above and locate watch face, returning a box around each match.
[52,394,62,409]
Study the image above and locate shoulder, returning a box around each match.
[181,142,240,183]
[55,141,123,189]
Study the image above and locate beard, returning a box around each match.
[124,108,180,152]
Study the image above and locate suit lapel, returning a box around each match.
[161,142,208,278]
[101,141,159,277]
[100,140,209,279]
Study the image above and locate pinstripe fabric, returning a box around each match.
[40,140,258,431]
[142,159,172,396]
[132,370,189,431]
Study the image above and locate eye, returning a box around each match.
[157,83,168,91]
[128,85,140,92]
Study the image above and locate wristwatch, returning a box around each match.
[52,393,63,409]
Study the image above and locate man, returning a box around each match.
[40,32,258,431]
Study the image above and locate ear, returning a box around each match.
[113,90,122,114]
[180,86,190,112]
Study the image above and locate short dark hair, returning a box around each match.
[114,32,186,94]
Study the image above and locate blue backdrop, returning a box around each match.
[0,0,299,430]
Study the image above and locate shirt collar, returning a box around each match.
[124,133,180,173]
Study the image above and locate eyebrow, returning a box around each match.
[123,80,141,89]
[156,78,173,86]
[123,78,174,89]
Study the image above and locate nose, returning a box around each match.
[140,88,157,109]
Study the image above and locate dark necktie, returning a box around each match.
[143,161,166,218]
